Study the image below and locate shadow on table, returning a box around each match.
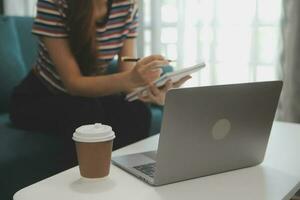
[70,177,116,194]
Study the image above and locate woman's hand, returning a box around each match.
[126,55,169,89]
[138,80,173,106]
[172,75,192,88]
[139,75,192,106]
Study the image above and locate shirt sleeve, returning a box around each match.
[32,0,69,38]
[126,4,139,39]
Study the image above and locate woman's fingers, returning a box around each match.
[138,75,190,105]
[144,60,169,71]
[143,69,161,84]
[173,75,192,88]
[138,89,156,103]
[131,55,169,86]
[138,55,165,65]
[138,85,160,102]
[149,84,161,96]
[138,93,151,102]
[137,55,169,72]
[138,83,169,106]
[162,80,173,93]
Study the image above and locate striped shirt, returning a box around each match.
[32,0,138,92]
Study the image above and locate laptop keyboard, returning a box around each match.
[133,163,156,178]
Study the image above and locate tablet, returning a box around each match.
[126,62,206,102]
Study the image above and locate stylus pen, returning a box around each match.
[121,56,176,63]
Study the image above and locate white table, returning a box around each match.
[14,121,300,200]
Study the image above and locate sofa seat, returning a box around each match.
[0,118,70,198]
[0,114,9,124]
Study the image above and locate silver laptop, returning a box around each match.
[112,81,283,186]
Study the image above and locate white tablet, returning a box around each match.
[126,62,206,102]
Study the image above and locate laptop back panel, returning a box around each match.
[153,81,282,185]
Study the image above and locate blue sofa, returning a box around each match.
[0,16,170,200]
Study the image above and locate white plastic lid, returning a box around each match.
[72,123,115,143]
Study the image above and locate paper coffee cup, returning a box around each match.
[73,123,115,179]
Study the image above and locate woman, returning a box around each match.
[9,0,190,165]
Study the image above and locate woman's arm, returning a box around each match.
[43,37,168,97]
[118,38,137,72]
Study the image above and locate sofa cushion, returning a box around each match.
[0,113,9,125]
[0,17,27,113]
[13,17,38,71]
[149,105,163,135]
[0,124,68,200]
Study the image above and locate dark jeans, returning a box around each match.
[9,71,151,166]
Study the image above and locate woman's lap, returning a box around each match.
[10,72,151,150]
